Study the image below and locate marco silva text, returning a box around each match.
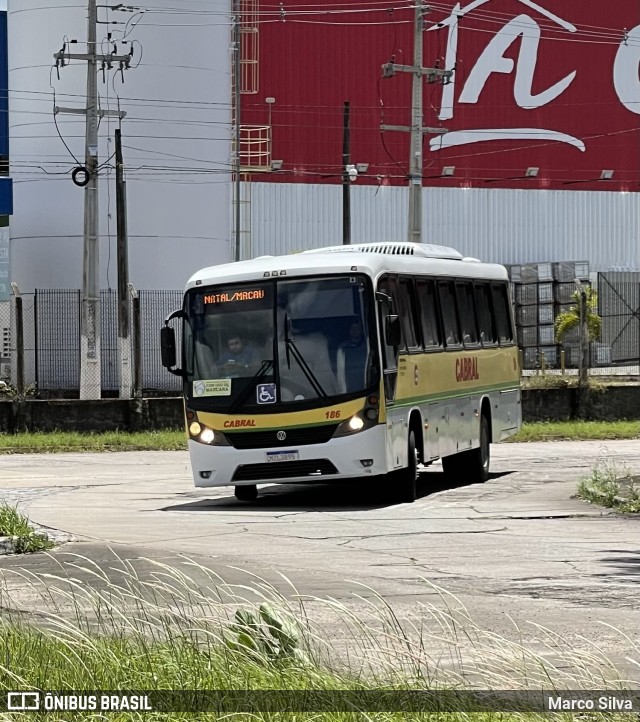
[547,695,635,712]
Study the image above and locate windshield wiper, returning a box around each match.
[228,359,273,413]
[283,316,328,399]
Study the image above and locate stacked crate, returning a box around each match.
[551,260,613,367]
[508,260,590,369]
[508,262,557,368]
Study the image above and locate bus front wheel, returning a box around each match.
[396,430,418,503]
[235,484,258,502]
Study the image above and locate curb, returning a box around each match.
[0,527,73,556]
[0,536,20,555]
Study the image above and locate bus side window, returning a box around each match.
[456,282,479,346]
[438,281,461,348]
[398,277,420,351]
[475,282,497,345]
[416,279,441,348]
[492,283,514,344]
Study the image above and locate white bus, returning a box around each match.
[161,242,521,503]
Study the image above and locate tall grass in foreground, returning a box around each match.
[0,554,636,721]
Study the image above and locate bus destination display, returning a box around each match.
[203,288,266,305]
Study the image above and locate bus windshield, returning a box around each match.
[184,274,377,409]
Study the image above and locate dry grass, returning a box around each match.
[0,553,635,720]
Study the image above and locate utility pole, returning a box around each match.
[82,0,100,400]
[115,128,131,398]
[53,0,132,399]
[342,101,351,245]
[381,1,452,243]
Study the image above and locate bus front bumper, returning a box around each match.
[188,424,389,488]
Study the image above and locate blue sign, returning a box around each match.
[0,177,12,215]
[256,383,276,404]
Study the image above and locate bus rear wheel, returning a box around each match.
[396,430,418,503]
[234,484,258,502]
[442,414,490,484]
[470,413,491,483]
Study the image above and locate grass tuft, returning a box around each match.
[0,504,56,553]
[578,459,640,513]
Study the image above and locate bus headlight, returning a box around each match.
[333,413,375,437]
[188,421,228,446]
[200,428,215,444]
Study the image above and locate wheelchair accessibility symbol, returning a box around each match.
[256,383,276,404]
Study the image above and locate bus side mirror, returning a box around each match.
[160,326,177,369]
[161,308,186,376]
[385,315,401,347]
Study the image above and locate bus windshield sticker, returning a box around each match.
[256,383,277,404]
[193,379,232,397]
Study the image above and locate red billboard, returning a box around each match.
[241,1,640,191]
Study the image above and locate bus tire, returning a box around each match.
[469,413,491,483]
[235,484,258,501]
[442,414,491,484]
[396,430,418,503]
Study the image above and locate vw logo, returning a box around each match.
[276,430,287,441]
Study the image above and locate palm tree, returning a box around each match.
[554,285,601,385]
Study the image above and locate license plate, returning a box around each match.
[265,450,299,463]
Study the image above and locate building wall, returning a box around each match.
[248,182,640,272]
[7,0,233,293]
[243,1,640,193]
[240,0,640,271]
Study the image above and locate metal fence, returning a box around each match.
[6,288,183,397]
[140,290,183,392]
[3,276,640,398]
[598,272,640,366]
[35,289,80,391]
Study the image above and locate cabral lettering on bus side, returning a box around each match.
[456,357,479,382]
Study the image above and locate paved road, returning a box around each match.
[0,440,638,681]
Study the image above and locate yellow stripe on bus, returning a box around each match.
[197,396,366,431]
[395,346,519,403]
